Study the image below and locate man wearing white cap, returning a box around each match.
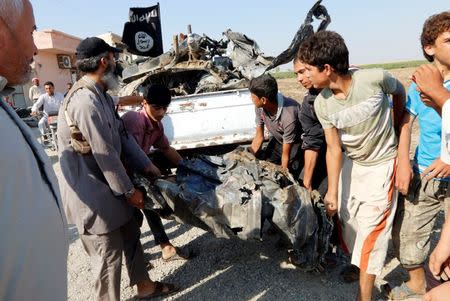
[28,77,43,104]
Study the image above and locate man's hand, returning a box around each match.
[413,64,447,110]
[324,192,338,217]
[421,158,450,181]
[143,162,162,178]
[395,160,413,195]
[30,111,37,116]
[423,282,450,301]
[303,180,312,192]
[429,244,450,281]
[126,188,144,209]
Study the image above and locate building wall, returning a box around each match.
[33,52,74,94]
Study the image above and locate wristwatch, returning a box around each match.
[124,187,136,199]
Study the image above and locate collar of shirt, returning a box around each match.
[0,75,15,98]
[82,75,106,96]
[273,93,284,121]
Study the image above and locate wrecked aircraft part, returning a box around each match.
[265,0,331,72]
[136,149,333,270]
[118,1,330,97]
[118,28,271,97]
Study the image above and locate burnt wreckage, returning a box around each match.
[133,149,333,270]
[118,0,330,97]
[125,1,333,270]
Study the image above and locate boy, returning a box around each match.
[299,30,406,301]
[249,74,304,178]
[385,12,450,300]
[413,63,450,301]
[293,56,327,192]
[122,84,191,262]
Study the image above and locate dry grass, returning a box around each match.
[277,67,416,101]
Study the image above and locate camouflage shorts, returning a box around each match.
[392,172,450,268]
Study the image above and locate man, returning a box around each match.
[249,73,303,178]
[299,31,406,301]
[293,56,327,192]
[31,81,64,140]
[28,76,43,103]
[57,37,178,300]
[0,1,67,300]
[412,63,450,301]
[64,82,72,97]
[122,84,191,262]
[385,12,450,300]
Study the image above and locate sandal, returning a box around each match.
[135,281,179,300]
[381,282,425,300]
[162,247,192,262]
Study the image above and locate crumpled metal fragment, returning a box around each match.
[265,0,331,72]
[135,148,333,270]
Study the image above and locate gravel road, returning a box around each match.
[43,145,436,301]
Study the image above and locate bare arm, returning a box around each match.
[250,125,265,154]
[161,146,183,166]
[31,94,44,114]
[281,142,293,169]
[303,149,319,191]
[323,127,342,216]
[395,112,414,195]
[429,209,450,282]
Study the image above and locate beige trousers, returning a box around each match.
[80,216,149,301]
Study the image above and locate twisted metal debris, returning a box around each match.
[133,149,333,271]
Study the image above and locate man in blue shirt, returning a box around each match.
[384,11,450,300]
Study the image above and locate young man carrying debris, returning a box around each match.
[384,12,450,300]
[299,30,406,301]
[293,56,327,192]
[249,73,304,178]
[122,84,191,263]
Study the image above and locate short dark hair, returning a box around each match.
[145,84,171,106]
[76,51,109,73]
[298,31,349,75]
[44,81,54,87]
[249,74,278,103]
[421,11,450,62]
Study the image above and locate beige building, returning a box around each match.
[10,29,81,108]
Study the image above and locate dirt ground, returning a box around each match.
[56,67,441,301]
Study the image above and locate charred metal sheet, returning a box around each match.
[136,148,333,270]
[265,0,331,71]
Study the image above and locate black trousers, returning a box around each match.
[142,208,169,245]
[142,150,174,246]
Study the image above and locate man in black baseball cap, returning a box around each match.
[57,36,179,299]
[75,36,121,60]
[74,37,122,91]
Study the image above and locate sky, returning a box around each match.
[32,0,449,68]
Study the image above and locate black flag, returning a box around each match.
[122,4,163,57]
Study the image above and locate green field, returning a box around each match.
[272,60,427,79]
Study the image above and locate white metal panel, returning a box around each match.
[163,89,256,149]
